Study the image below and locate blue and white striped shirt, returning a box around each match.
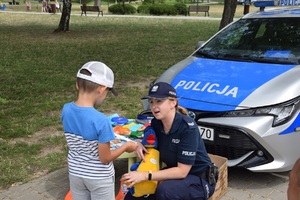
[61,102,115,179]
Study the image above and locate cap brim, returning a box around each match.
[141,95,168,100]
[110,88,118,96]
[141,95,151,100]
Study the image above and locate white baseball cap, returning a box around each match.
[77,61,118,96]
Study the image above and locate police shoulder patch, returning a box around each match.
[182,115,196,129]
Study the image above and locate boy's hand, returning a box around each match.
[125,141,138,153]
[135,141,149,162]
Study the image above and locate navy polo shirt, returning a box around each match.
[151,112,211,175]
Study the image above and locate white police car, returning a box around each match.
[143,4,300,172]
[237,0,257,5]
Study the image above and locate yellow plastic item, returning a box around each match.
[122,123,136,129]
[131,148,160,197]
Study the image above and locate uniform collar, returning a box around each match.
[171,113,182,132]
[157,112,182,134]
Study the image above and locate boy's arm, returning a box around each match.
[98,142,137,163]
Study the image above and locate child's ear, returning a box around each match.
[98,86,107,94]
[75,82,79,90]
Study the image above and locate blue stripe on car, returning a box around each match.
[171,58,295,111]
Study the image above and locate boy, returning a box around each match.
[62,61,137,200]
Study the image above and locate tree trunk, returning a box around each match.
[54,0,72,32]
[219,0,237,30]
[94,0,101,6]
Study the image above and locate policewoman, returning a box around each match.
[122,82,217,200]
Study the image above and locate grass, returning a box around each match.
[0,3,254,189]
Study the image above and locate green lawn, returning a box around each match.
[0,3,255,188]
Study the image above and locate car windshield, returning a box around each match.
[196,18,300,64]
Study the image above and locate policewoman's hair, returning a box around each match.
[168,97,188,116]
[178,106,189,116]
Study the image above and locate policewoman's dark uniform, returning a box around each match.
[125,112,216,200]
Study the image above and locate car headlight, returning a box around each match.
[224,97,300,127]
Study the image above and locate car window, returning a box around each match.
[197,18,300,64]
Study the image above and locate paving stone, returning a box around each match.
[246,182,274,198]
[224,189,252,199]
[0,159,290,200]
[268,189,288,200]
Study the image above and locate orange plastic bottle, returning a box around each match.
[64,190,72,200]
[115,180,128,200]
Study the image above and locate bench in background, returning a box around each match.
[187,5,210,16]
[8,1,20,5]
[80,5,103,17]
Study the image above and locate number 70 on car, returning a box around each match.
[199,126,214,141]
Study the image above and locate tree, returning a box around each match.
[94,0,100,6]
[55,0,72,32]
[219,0,237,30]
[54,0,100,32]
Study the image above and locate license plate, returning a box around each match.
[199,126,214,141]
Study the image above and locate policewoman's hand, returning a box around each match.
[121,171,147,188]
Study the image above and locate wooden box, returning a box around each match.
[208,154,228,200]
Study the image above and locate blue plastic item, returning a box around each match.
[111,117,128,124]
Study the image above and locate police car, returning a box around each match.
[143,4,300,172]
[237,0,257,5]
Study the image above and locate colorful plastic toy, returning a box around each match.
[111,117,129,125]
[113,125,131,135]
[127,126,159,197]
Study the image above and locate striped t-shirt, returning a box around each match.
[61,102,115,179]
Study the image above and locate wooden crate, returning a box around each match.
[208,154,228,200]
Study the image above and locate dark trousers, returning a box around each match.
[124,174,215,200]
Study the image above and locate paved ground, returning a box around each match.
[0,157,290,200]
